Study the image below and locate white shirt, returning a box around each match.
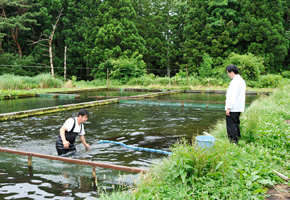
[63,117,85,135]
[225,75,246,112]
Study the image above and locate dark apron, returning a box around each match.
[55,118,83,156]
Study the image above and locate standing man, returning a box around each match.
[225,64,246,143]
[56,109,90,156]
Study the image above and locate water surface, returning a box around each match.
[0,92,260,199]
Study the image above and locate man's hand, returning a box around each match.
[63,140,70,148]
[226,108,231,116]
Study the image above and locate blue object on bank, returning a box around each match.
[97,140,172,155]
[195,135,215,149]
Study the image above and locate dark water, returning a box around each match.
[0,92,260,199]
[0,91,150,114]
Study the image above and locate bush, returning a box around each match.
[281,70,290,78]
[223,53,265,81]
[0,54,40,76]
[256,74,282,88]
[127,73,156,86]
[36,74,63,88]
[199,53,213,78]
[92,53,146,83]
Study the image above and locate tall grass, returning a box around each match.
[0,74,63,90]
[100,84,290,199]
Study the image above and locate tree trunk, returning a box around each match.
[48,8,63,77]
[49,40,54,76]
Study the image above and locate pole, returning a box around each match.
[186,65,189,89]
[107,68,109,88]
[64,46,67,81]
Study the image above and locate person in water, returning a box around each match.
[56,109,90,156]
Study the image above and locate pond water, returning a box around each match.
[0,90,151,114]
[0,91,260,199]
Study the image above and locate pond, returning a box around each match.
[0,91,260,199]
[0,90,151,114]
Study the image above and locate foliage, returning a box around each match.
[0,74,63,90]
[0,0,40,57]
[238,0,289,72]
[0,0,290,80]
[88,0,146,69]
[92,54,146,83]
[199,53,213,78]
[256,74,283,88]
[0,54,41,76]
[281,70,290,78]
[223,52,265,81]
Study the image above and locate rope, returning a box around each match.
[97,140,172,155]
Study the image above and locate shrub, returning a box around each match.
[92,53,146,83]
[281,70,290,78]
[199,53,213,78]
[127,73,156,86]
[256,74,282,88]
[223,53,265,81]
[0,54,39,76]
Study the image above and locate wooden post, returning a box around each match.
[107,68,109,88]
[64,45,67,81]
[186,65,189,89]
[181,101,184,108]
[28,155,32,167]
[92,166,96,179]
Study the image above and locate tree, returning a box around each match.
[132,0,187,77]
[88,0,146,70]
[0,0,39,58]
[238,0,289,72]
[184,0,241,73]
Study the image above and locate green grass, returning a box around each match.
[0,73,63,90]
[0,74,276,100]
[98,84,290,199]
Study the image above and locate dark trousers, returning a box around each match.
[226,112,241,143]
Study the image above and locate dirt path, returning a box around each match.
[266,184,290,200]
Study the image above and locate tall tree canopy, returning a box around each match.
[0,0,39,57]
[0,0,289,79]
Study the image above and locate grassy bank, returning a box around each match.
[0,74,276,100]
[99,84,290,199]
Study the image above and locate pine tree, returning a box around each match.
[238,0,289,72]
[89,0,146,68]
[0,0,39,58]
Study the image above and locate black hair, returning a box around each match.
[226,64,239,74]
[78,109,90,117]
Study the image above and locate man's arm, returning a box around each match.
[60,126,70,148]
[226,108,231,116]
[79,135,90,148]
[225,80,238,112]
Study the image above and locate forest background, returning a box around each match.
[1,0,290,88]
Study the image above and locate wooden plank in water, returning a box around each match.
[0,148,147,173]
